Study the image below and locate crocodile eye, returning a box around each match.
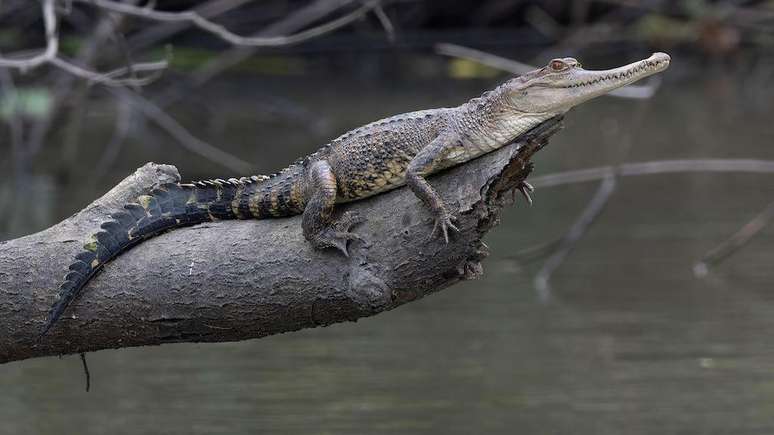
[549,60,568,72]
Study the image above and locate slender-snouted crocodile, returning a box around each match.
[41,52,670,336]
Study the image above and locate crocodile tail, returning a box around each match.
[40,175,276,337]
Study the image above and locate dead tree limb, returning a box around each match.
[693,199,774,277]
[0,118,564,364]
[74,0,382,47]
[533,172,617,302]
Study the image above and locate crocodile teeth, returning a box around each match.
[564,58,664,89]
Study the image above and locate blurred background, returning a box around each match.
[1,0,774,434]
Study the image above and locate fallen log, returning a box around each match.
[0,117,563,363]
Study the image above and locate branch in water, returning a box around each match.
[533,172,618,302]
[0,118,564,364]
[515,159,774,283]
[693,200,774,277]
[528,159,774,188]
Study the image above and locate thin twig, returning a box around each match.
[694,200,774,277]
[25,2,135,160]
[75,0,381,47]
[94,96,133,181]
[0,67,25,233]
[534,172,618,303]
[373,3,396,42]
[127,0,256,51]
[532,3,638,61]
[524,5,562,38]
[109,16,146,92]
[436,42,536,74]
[513,101,648,268]
[0,0,58,70]
[0,0,169,86]
[152,0,363,107]
[434,43,660,99]
[529,159,774,188]
[108,88,254,174]
[79,352,91,392]
[49,56,168,87]
[515,159,774,283]
[508,238,563,264]
[0,68,24,175]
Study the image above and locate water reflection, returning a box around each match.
[1,60,773,435]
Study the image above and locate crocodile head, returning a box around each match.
[504,52,671,113]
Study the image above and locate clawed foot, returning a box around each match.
[514,181,534,205]
[309,211,364,257]
[430,209,459,243]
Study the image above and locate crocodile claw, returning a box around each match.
[431,211,459,243]
[329,231,364,257]
[517,181,534,206]
[309,211,364,257]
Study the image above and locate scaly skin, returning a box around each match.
[41,52,671,336]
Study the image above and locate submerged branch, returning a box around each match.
[522,159,774,281]
[528,159,774,188]
[694,200,774,277]
[533,172,618,302]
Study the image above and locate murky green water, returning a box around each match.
[2,55,774,434]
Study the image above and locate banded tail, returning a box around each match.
[41,172,306,337]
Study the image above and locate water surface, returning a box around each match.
[2,55,773,435]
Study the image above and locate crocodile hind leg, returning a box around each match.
[302,160,363,256]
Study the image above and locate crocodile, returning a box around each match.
[41,52,670,336]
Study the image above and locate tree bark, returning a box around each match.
[0,117,563,364]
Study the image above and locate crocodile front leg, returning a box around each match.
[302,160,363,256]
[406,131,463,243]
